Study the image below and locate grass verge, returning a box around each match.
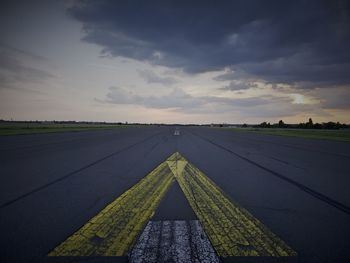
[227,127,350,142]
[0,123,139,136]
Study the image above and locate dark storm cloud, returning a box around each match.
[68,0,350,86]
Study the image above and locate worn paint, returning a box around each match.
[49,151,296,259]
[129,220,220,263]
[168,152,296,257]
[49,161,174,256]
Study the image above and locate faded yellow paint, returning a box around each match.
[49,161,174,256]
[168,152,296,257]
[49,151,296,258]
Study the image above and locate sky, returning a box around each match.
[0,0,350,124]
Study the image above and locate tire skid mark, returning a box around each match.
[187,130,350,216]
[220,129,350,159]
[0,131,165,209]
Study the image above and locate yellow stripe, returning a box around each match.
[49,161,174,256]
[50,151,296,258]
[168,152,296,257]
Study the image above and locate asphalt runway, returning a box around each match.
[0,126,349,263]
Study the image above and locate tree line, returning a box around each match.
[242,118,348,129]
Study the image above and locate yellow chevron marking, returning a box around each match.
[49,161,174,256]
[167,152,296,257]
[49,151,296,258]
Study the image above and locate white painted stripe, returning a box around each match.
[189,220,220,263]
[129,221,161,263]
[129,220,220,263]
[174,221,191,262]
[159,220,172,261]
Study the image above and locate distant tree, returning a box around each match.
[335,122,343,129]
[305,118,314,128]
[341,123,348,128]
[258,119,348,130]
[242,123,248,128]
[313,123,322,129]
[323,122,334,129]
[278,120,285,128]
[259,122,268,128]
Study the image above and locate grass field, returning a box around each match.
[0,122,136,136]
[228,127,350,142]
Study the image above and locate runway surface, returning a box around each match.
[0,126,349,263]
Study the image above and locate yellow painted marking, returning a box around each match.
[49,161,174,256]
[167,152,296,257]
[50,151,296,258]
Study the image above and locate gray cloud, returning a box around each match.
[0,45,54,90]
[99,86,298,117]
[68,0,350,87]
[98,86,327,119]
[317,88,350,110]
[220,81,257,91]
[137,69,178,85]
[102,87,204,110]
[322,97,350,109]
[237,103,329,118]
